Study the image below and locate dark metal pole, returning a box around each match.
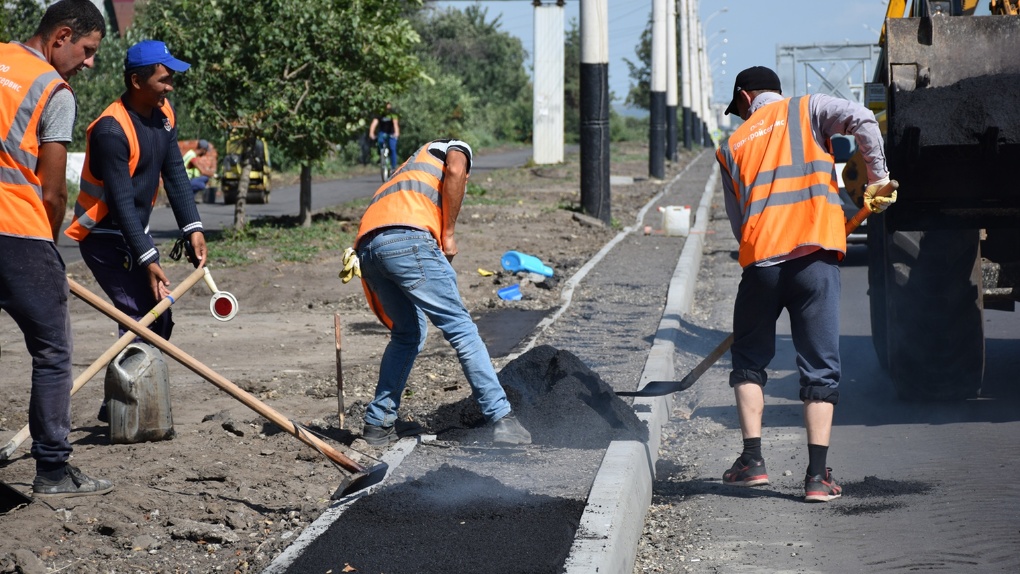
[580,0,611,224]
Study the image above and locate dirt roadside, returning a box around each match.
[0,142,688,574]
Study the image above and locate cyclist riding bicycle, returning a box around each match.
[369,102,400,170]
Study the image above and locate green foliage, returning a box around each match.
[1,0,45,43]
[610,111,648,142]
[408,5,531,147]
[393,59,478,154]
[67,29,136,151]
[624,14,652,111]
[465,181,486,197]
[203,216,356,266]
[134,0,423,171]
[563,19,581,143]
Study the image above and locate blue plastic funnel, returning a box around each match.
[501,251,554,277]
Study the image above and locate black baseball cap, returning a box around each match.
[725,66,782,116]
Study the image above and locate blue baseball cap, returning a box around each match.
[125,40,190,73]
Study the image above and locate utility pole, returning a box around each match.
[665,0,678,162]
[532,0,565,164]
[649,0,666,179]
[688,0,702,148]
[580,0,611,224]
[679,0,692,150]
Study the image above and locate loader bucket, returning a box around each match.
[884,16,1020,231]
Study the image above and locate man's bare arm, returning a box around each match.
[37,141,69,240]
[440,149,469,260]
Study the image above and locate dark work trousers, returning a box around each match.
[0,236,73,468]
[730,249,842,404]
[79,233,174,342]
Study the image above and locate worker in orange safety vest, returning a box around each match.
[715,66,895,502]
[0,0,113,499]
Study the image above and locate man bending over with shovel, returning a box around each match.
[715,66,894,502]
[341,139,531,446]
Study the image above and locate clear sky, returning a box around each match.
[429,1,991,107]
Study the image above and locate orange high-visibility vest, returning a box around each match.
[355,143,448,250]
[0,43,71,241]
[64,98,175,241]
[716,96,846,267]
[354,142,455,328]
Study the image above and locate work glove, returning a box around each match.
[864,177,897,213]
[168,237,201,268]
[339,247,361,284]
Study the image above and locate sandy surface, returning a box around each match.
[0,142,677,573]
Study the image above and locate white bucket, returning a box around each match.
[661,205,691,237]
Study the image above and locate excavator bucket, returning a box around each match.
[883,15,1020,231]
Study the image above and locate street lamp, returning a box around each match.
[704,7,728,28]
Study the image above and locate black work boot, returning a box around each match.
[493,413,532,445]
[33,465,114,499]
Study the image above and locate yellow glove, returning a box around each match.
[339,247,361,284]
[864,178,898,213]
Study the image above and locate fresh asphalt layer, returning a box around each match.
[262,149,719,573]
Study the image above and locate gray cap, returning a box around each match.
[198,139,210,150]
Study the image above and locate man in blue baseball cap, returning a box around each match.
[124,39,191,73]
[66,39,207,428]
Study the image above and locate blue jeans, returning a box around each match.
[357,227,511,427]
[190,175,210,193]
[377,133,398,169]
[0,236,73,469]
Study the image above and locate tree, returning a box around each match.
[136,0,422,228]
[623,15,652,111]
[563,19,580,143]
[412,5,531,146]
[1,0,45,44]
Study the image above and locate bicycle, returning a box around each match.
[376,133,394,182]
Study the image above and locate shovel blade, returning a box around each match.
[0,481,33,514]
[331,463,389,499]
[616,378,694,397]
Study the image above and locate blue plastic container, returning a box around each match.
[501,250,554,277]
[497,284,522,301]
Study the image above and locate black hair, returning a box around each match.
[123,64,159,91]
[34,0,107,43]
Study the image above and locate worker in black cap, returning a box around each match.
[715,65,895,502]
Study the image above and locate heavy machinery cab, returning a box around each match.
[221,132,272,205]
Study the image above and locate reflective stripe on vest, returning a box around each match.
[716,96,845,267]
[355,142,447,249]
[64,99,175,241]
[0,43,70,241]
[354,142,452,329]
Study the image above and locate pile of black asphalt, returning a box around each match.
[287,345,647,573]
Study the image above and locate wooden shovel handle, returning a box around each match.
[0,267,206,461]
[67,278,367,475]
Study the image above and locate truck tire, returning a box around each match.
[880,228,984,400]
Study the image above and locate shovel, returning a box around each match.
[67,279,387,497]
[618,180,898,398]
[0,267,206,462]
